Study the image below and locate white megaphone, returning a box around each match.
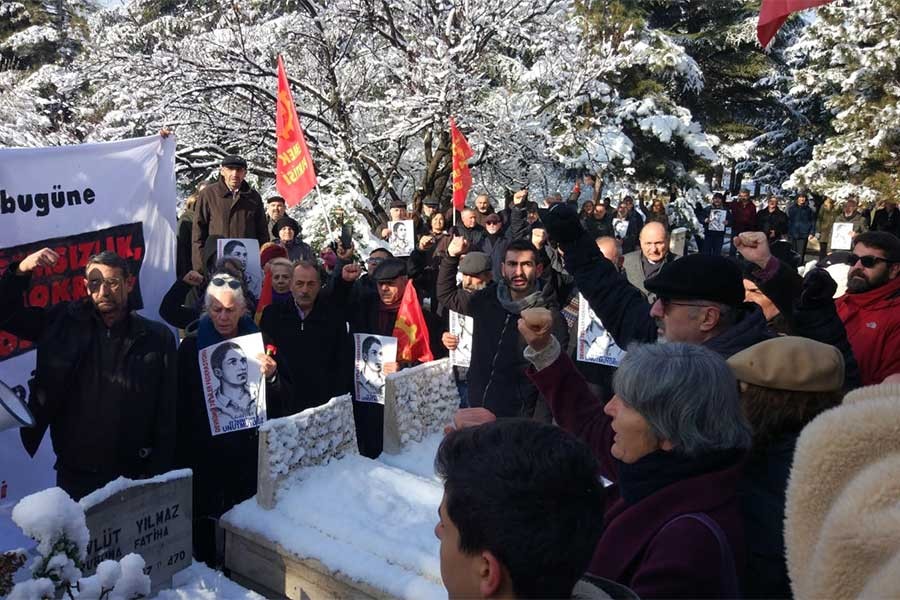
[0,378,34,432]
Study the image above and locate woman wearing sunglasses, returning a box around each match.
[174,272,289,566]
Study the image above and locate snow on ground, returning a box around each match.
[151,562,264,599]
[379,431,443,481]
[223,453,445,600]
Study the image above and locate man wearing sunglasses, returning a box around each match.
[836,231,900,385]
[0,247,176,500]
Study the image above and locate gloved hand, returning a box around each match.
[538,204,583,245]
[800,267,837,307]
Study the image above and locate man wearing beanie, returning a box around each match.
[192,155,269,272]
[540,204,773,357]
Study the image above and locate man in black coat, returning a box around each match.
[191,155,269,272]
[756,196,789,243]
[0,248,176,500]
[540,204,774,359]
[436,237,568,419]
[260,260,349,416]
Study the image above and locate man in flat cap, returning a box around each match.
[541,204,773,357]
[265,195,287,241]
[192,155,269,272]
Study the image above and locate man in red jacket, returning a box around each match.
[728,189,758,257]
[836,231,900,385]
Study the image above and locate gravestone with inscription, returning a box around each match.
[80,470,192,594]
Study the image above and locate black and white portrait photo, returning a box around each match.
[198,333,267,435]
[449,310,473,368]
[217,238,262,299]
[708,209,727,232]
[388,220,415,257]
[576,294,625,367]
[354,333,398,404]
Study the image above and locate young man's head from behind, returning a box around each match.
[434,420,605,599]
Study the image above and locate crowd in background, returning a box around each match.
[3,153,899,599]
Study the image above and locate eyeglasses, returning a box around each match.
[367,257,385,266]
[87,277,123,293]
[846,254,891,268]
[210,277,242,290]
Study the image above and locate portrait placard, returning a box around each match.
[198,333,267,436]
[708,209,727,232]
[830,222,854,251]
[217,238,262,299]
[354,334,398,404]
[576,294,625,367]
[449,311,473,368]
[388,220,415,257]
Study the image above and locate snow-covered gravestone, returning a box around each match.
[382,358,459,454]
[256,394,358,509]
[79,470,192,594]
[669,226,687,256]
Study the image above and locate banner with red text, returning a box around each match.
[450,118,474,212]
[0,135,176,551]
[276,55,317,206]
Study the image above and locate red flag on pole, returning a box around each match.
[757,0,833,48]
[393,280,434,364]
[450,118,474,213]
[254,268,273,324]
[275,55,317,207]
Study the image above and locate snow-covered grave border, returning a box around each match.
[256,393,358,509]
[383,358,459,455]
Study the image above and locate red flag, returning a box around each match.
[254,268,273,324]
[450,118,474,213]
[393,280,434,363]
[276,55,317,207]
[757,0,833,48]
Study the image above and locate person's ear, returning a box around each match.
[698,306,720,332]
[478,550,505,598]
[125,275,136,294]
[889,263,900,279]
[212,368,222,378]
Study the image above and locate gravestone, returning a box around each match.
[670,226,687,256]
[80,470,192,594]
[383,358,459,455]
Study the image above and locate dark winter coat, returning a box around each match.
[584,213,615,239]
[756,208,789,241]
[871,206,900,237]
[436,254,568,418]
[834,209,869,236]
[176,208,195,279]
[191,177,269,271]
[0,266,176,496]
[787,203,816,239]
[259,299,350,415]
[528,352,746,598]
[559,233,773,357]
[739,435,796,599]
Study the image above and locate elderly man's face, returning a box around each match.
[267,201,286,220]
[378,275,408,306]
[640,223,668,262]
[475,195,490,213]
[220,166,246,191]
[461,211,477,228]
[292,264,322,311]
[84,263,133,320]
[738,190,750,203]
[462,272,490,292]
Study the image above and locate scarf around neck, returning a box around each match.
[617,448,743,506]
[496,278,549,315]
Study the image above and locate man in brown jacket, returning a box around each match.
[191,155,269,272]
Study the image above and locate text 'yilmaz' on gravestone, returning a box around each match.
[80,470,192,594]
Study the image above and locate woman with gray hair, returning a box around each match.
[175,272,286,566]
[518,313,751,598]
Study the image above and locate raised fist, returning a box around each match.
[17,248,59,274]
[342,263,362,282]
[447,235,469,258]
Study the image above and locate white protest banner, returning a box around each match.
[0,135,176,551]
[449,310,473,368]
[576,294,625,367]
[354,334,398,404]
[198,333,267,436]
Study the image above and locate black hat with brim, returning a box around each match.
[644,254,745,306]
[221,155,247,168]
[272,216,300,238]
[372,258,407,281]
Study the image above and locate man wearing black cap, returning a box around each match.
[415,196,441,238]
[333,255,440,457]
[265,196,287,241]
[541,204,773,357]
[191,155,268,272]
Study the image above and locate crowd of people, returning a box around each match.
[2,152,899,599]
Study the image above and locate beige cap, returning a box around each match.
[727,336,844,392]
